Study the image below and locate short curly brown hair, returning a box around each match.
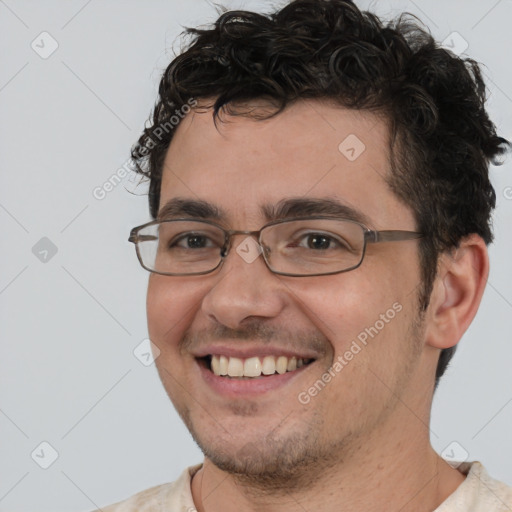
[131,0,509,385]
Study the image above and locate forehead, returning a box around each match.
[160,100,413,230]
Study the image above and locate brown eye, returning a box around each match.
[168,232,219,250]
[306,234,334,250]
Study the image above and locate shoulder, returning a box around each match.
[98,482,177,512]
[90,465,201,512]
[437,461,512,511]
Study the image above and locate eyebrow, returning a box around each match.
[157,198,224,221]
[157,197,373,226]
[263,198,373,226]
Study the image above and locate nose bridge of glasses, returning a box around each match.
[218,228,261,257]
[226,228,262,243]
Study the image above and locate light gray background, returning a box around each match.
[1,1,511,511]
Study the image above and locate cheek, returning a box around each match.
[290,268,417,381]
[294,275,420,412]
[288,270,392,347]
[146,275,205,351]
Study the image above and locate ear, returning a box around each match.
[424,234,489,349]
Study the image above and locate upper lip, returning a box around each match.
[191,344,321,360]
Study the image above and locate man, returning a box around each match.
[100,0,511,510]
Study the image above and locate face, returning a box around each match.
[147,100,428,482]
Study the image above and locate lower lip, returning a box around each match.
[198,361,310,397]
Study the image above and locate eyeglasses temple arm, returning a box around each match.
[366,230,424,243]
[128,233,158,243]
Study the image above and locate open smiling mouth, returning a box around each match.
[200,355,314,378]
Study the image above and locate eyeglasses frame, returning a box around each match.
[128,216,424,277]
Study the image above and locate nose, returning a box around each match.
[201,235,288,329]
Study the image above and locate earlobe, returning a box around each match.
[425,235,489,350]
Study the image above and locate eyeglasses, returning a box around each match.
[128,217,423,277]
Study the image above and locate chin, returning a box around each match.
[188,419,348,491]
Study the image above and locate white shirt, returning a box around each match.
[96,461,512,511]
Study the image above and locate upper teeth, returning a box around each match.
[210,355,308,378]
